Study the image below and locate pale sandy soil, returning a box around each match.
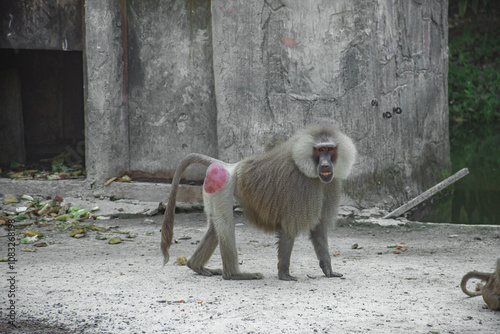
[1,212,500,333]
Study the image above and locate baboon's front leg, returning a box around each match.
[277,231,297,281]
[310,222,342,278]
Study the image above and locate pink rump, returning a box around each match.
[203,163,228,194]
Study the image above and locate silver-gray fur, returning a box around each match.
[161,124,356,280]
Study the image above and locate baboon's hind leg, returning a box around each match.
[216,216,263,280]
[187,220,222,276]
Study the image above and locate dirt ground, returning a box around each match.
[1,211,500,334]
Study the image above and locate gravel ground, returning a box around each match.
[1,212,500,333]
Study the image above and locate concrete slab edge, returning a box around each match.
[2,179,499,229]
[0,178,203,203]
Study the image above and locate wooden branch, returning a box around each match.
[383,168,469,219]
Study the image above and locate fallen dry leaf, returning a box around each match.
[104,177,117,186]
[25,231,44,238]
[70,229,86,238]
[4,196,18,204]
[116,175,132,182]
[109,237,122,244]
[175,255,188,265]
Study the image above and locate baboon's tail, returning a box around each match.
[161,153,217,265]
[460,270,491,297]
[482,258,500,310]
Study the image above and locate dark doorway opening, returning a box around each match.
[0,48,85,174]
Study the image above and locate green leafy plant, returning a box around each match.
[449,28,500,127]
[449,26,500,175]
[448,22,500,224]
[457,0,490,17]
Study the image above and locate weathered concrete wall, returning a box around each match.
[212,0,450,206]
[0,0,450,209]
[81,0,449,208]
[127,0,217,181]
[84,0,129,187]
[0,0,82,51]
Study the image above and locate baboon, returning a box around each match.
[461,258,500,310]
[161,125,356,280]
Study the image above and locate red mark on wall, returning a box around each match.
[281,37,297,48]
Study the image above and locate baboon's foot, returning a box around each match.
[222,272,264,280]
[324,271,343,278]
[278,272,298,281]
[320,260,343,278]
[188,265,223,277]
